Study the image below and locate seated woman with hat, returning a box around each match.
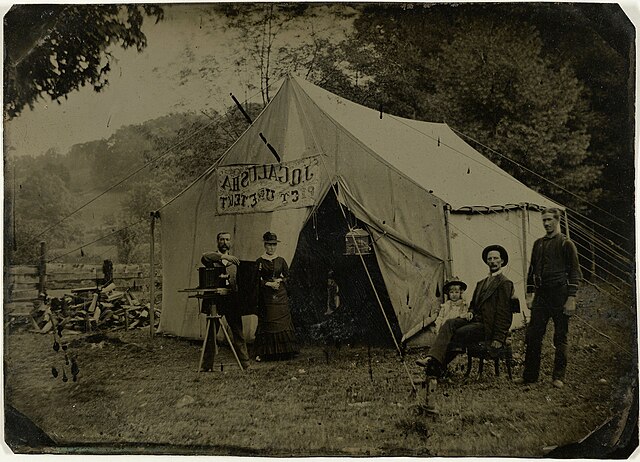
[254,231,299,361]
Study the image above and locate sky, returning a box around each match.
[3,3,355,158]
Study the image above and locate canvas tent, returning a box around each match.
[157,75,560,346]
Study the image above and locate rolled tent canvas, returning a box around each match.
[158,75,561,345]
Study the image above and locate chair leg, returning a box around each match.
[478,358,484,376]
[505,353,513,380]
[465,354,473,377]
[494,358,500,376]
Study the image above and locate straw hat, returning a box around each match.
[262,231,280,244]
[443,276,467,293]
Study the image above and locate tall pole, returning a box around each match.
[520,206,529,289]
[12,163,17,253]
[443,204,454,278]
[149,211,156,338]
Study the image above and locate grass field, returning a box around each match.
[4,286,637,456]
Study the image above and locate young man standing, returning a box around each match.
[516,208,581,388]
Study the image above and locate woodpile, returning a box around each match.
[8,283,159,334]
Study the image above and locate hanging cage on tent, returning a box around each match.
[344,228,372,256]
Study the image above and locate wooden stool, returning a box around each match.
[465,341,513,379]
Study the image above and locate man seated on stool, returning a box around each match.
[200,231,250,371]
[416,245,514,378]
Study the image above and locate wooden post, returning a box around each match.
[564,210,571,239]
[149,212,156,338]
[102,259,113,285]
[38,241,46,296]
[521,206,529,289]
[443,204,453,278]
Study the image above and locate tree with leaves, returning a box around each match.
[149,105,262,189]
[7,166,82,264]
[423,18,599,211]
[322,5,619,213]
[4,4,164,119]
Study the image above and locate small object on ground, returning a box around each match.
[255,356,261,362]
[51,367,58,378]
[71,359,79,377]
[176,395,195,408]
[53,341,60,352]
[552,379,564,389]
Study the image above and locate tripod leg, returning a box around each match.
[198,317,211,372]
[219,319,244,371]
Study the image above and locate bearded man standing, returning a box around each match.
[200,231,250,371]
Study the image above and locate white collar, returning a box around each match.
[260,253,279,261]
[489,268,503,277]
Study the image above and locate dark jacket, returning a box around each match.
[526,233,581,297]
[469,273,514,344]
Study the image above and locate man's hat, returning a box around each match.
[443,276,467,293]
[262,231,280,244]
[482,244,509,267]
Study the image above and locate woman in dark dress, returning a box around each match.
[254,231,299,361]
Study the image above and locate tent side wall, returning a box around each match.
[447,208,546,330]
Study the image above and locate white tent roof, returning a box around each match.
[294,76,559,211]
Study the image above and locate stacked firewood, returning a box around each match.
[31,283,159,334]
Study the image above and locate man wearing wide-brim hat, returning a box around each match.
[417,244,514,378]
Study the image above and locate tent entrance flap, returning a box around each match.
[288,192,401,346]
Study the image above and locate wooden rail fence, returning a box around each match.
[5,263,162,304]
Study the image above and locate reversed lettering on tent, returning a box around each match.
[216,156,320,214]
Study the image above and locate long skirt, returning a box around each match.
[254,291,299,360]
